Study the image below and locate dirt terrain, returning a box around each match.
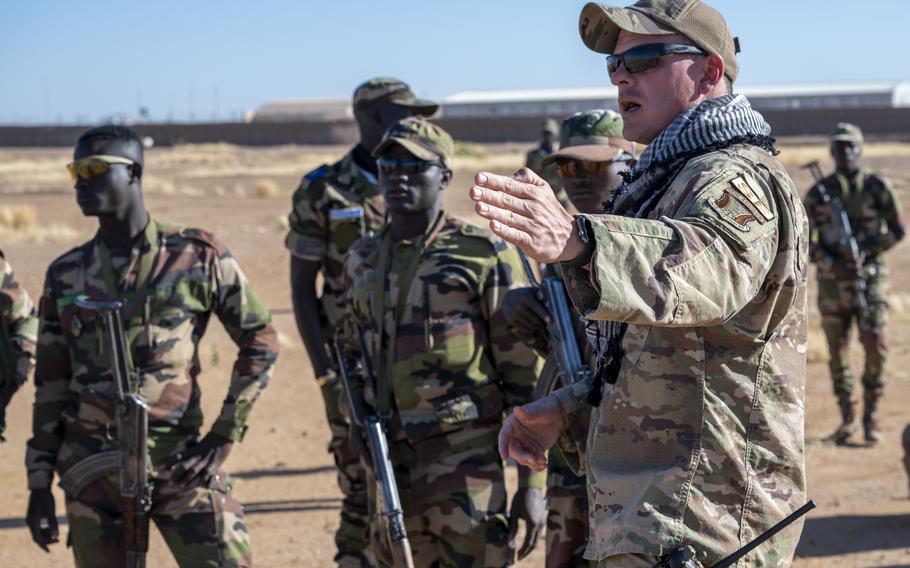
[0,141,909,567]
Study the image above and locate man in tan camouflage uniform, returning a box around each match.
[285,77,438,566]
[25,125,278,567]
[339,117,546,567]
[0,250,37,441]
[503,109,633,568]
[473,1,808,566]
[526,118,564,200]
[804,122,905,445]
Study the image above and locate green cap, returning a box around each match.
[579,0,740,82]
[830,122,863,144]
[352,77,439,116]
[372,116,454,169]
[542,109,634,165]
[542,118,560,134]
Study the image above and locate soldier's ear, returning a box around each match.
[440,168,453,189]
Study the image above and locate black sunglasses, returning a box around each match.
[606,43,708,75]
[377,157,445,175]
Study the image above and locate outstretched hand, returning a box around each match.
[469,168,583,264]
[498,395,568,472]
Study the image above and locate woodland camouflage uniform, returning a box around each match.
[804,122,905,443]
[0,251,38,441]
[26,219,278,567]
[339,117,545,567]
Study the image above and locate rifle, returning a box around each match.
[333,327,414,568]
[516,252,592,399]
[72,297,152,568]
[802,161,868,319]
[653,500,816,568]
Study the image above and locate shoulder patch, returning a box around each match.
[729,175,774,223]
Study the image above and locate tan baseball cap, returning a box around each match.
[578,0,740,82]
[372,116,454,169]
[542,109,634,165]
[352,77,439,116]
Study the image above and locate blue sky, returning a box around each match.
[2,0,907,124]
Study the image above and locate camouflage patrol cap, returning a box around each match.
[372,116,454,169]
[542,109,634,165]
[579,0,740,81]
[542,118,560,134]
[830,122,864,144]
[352,77,439,116]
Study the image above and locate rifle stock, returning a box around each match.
[74,296,151,568]
[333,335,414,568]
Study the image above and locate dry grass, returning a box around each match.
[254,179,281,199]
[0,205,81,244]
[776,142,910,167]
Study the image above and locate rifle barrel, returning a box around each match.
[711,500,816,568]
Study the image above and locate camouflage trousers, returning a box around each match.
[817,273,888,400]
[65,470,250,567]
[372,422,510,568]
[320,375,374,567]
[546,457,591,568]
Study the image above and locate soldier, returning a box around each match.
[0,251,38,441]
[25,125,278,567]
[525,118,564,201]
[339,116,546,567]
[804,122,905,445]
[502,109,634,568]
[473,1,809,566]
[285,77,438,567]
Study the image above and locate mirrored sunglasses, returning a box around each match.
[66,154,136,182]
[377,157,444,175]
[606,43,708,75]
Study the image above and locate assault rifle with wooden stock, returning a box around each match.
[333,327,414,568]
[59,297,152,568]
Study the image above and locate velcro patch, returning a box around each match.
[730,175,774,222]
[328,206,364,221]
[709,190,759,231]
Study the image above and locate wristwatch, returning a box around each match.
[562,215,595,268]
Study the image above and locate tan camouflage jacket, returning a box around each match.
[554,145,809,566]
[1,253,38,402]
[26,219,278,490]
[285,149,386,334]
[341,212,542,446]
[804,169,905,280]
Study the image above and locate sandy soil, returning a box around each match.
[0,142,908,567]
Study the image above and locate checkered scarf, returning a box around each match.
[608,94,772,217]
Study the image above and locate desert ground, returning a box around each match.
[1,140,909,567]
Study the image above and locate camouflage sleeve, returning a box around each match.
[482,242,542,409]
[284,174,329,262]
[562,171,779,327]
[209,249,279,442]
[1,258,38,387]
[26,273,73,489]
[875,176,905,254]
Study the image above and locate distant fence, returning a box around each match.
[1,107,908,147]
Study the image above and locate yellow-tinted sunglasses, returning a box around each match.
[66,154,136,182]
[555,158,615,178]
